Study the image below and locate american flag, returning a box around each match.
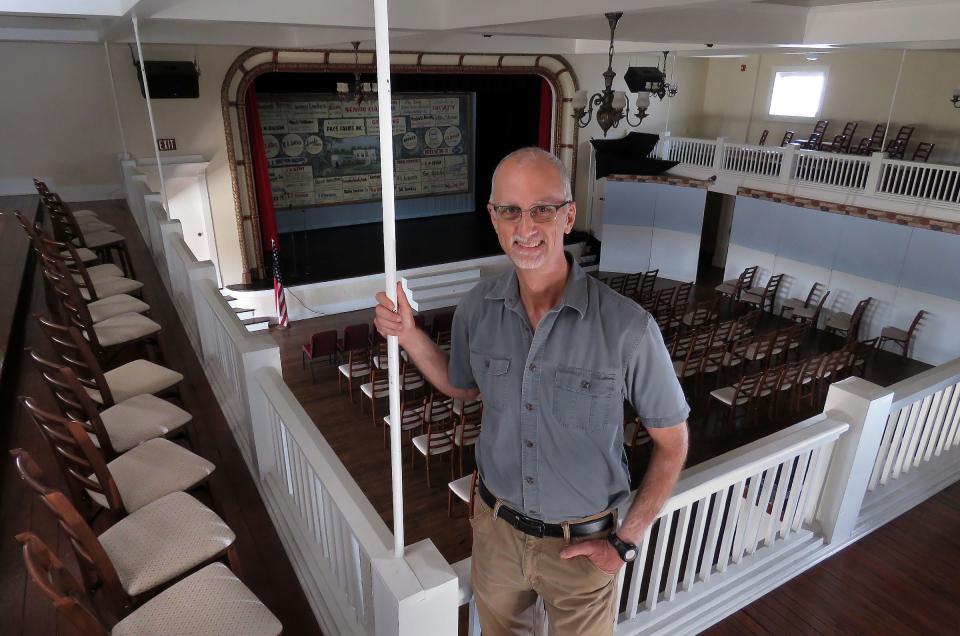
[272,238,289,328]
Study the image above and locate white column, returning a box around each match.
[863,151,887,195]
[372,540,459,636]
[779,144,797,184]
[131,14,169,212]
[816,377,894,544]
[712,136,727,172]
[373,0,405,559]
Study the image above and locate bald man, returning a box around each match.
[375,147,689,635]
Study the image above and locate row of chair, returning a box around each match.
[13,183,282,635]
[763,123,933,162]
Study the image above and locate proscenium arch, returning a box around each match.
[221,48,580,283]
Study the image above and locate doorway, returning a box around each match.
[697,191,729,286]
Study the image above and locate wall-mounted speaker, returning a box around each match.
[135,61,200,99]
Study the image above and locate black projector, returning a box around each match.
[136,61,200,99]
[624,66,665,93]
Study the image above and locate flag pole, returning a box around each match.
[373,0,404,558]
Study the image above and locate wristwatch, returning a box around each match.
[607,532,639,562]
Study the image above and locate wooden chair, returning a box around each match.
[35,317,183,406]
[605,274,626,294]
[911,142,935,163]
[383,394,427,449]
[825,297,872,341]
[740,273,784,314]
[715,266,758,303]
[41,190,115,233]
[773,360,805,417]
[622,272,642,299]
[18,396,214,516]
[638,269,659,303]
[338,346,371,402]
[10,450,239,625]
[884,126,915,160]
[794,354,824,412]
[623,416,652,455]
[672,281,694,312]
[29,350,191,458]
[852,124,885,155]
[360,364,391,425]
[411,403,456,488]
[744,331,778,369]
[447,469,479,518]
[21,218,125,285]
[337,323,370,360]
[780,282,824,318]
[790,290,831,329]
[302,330,337,380]
[850,337,879,377]
[34,179,102,224]
[780,130,795,147]
[755,365,786,419]
[878,310,926,358]
[674,329,714,385]
[819,122,857,153]
[44,192,134,277]
[17,531,281,636]
[682,297,721,330]
[710,369,764,428]
[731,309,762,342]
[40,254,148,326]
[451,403,483,477]
[758,129,769,146]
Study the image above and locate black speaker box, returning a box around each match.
[136,61,199,99]
[624,66,664,93]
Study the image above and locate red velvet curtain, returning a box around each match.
[245,85,279,267]
[537,78,553,152]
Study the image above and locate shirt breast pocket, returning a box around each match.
[470,350,511,411]
[553,367,619,431]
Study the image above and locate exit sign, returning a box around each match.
[157,138,177,151]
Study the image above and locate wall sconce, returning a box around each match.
[952,87,960,109]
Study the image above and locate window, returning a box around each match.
[768,69,826,118]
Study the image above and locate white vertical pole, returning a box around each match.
[373,0,404,559]
[131,15,169,212]
[881,50,907,153]
[103,42,128,157]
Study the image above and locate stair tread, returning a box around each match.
[241,317,271,325]
[233,307,254,313]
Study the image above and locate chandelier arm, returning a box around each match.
[623,93,645,127]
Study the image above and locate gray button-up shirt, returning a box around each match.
[448,256,689,522]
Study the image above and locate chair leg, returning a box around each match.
[425,454,432,488]
[447,488,453,518]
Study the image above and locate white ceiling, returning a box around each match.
[0,0,957,55]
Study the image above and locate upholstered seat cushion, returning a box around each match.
[740,291,764,305]
[78,219,116,234]
[825,312,852,331]
[715,283,737,296]
[88,438,215,512]
[791,306,817,320]
[448,474,474,504]
[111,562,282,636]
[61,246,98,263]
[79,275,144,301]
[90,394,192,453]
[383,410,424,432]
[87,294,150,323]
[450,424,480,446]
[412,433,453,456]
[99,491,235,596]
[781,298,806,311]
[710,386,737,406]
[87,359,184,404]
[338,363,370,378]
[93,312,161,347]
[623,419,651,447]
[881,326,908,341]
[360,382,389,400]
[82,263,125,281]
[81,230,125,249]
[73,209,99,220]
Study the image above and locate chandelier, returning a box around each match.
[336,42,376,104]
[571,13,658,137]
[653,51,679,100]
[952,87,960,108]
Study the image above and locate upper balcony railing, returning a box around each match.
[657,135,960,207]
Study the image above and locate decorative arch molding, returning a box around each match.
[221,47,580,282]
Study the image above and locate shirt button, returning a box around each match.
[525,476,535,484]
[525,440,534,448]
[528,363,537,372]
[525,403,535,411]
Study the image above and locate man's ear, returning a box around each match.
[564,203,577,234]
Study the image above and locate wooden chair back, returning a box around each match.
[639,269,659,302]
[28,350,120,458]
[802,282,824,307]
[813,119,829,135]
[912,142,935,163]
[43,193,89,249]
[714,318,736,343]
[18,396,124,514]
[341,323,370,352]
[731,370,764,406]
[622,272,642,298]
[605,274,626,294]
[807,289,831,327]
[685,298,721,330]
[780,130,795,146]
[424,394,455,425]
[856,123,886,154]
[33,178,52,196]
[401,362,427,394]
[456,405,483,448]
[738,266,759,290]
[673,281,694,310]
[907,310,927,340]
[757,365,785,398]
[849,297,872,340]
[761,273,784,303]
[758,129,769,146]
[733,309,761,341]
[306,330,337,362]
[34,316,114,406]
[804,131,823,150]
[15,532,110,636]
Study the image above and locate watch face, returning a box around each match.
[624,547,638,561]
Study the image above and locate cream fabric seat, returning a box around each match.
[87,293,150,323]
[824,311,853,331]
[709,386,739,406]
[98,491,235,596]
[81,262,125,281]
[412,433,454,456]
[80,230,125,249]
[112,562,282,636]
[791,305,817,321]
[79,275,144,301]
[90,394,192,453]
[448,474,474,505]
[87,438,215,512]
[880,326,908,341]
[715,280,738,296]
[87,358,184,404]
[61,246,98,263]
[780,297,806,316]
[72,209,99,220]
[338,361,371,379]
[78,219,116,234]
[623,419,651,448]
[92,312,161,347]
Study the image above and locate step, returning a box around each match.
[242,317,271,332]
[233,307,255,319]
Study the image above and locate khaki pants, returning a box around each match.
[470,497,617,636]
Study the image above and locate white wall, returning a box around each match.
[0,42,124,199]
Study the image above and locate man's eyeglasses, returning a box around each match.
[489,201,573,223]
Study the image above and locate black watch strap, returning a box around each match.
[607,532,639,562]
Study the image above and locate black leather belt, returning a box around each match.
[478,480,614,539]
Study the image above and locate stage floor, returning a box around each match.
[272,212,588,287]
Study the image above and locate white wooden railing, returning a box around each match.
[122,154,960,635]
[653,134,960,209]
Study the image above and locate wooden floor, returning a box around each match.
[0,199,321,635]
